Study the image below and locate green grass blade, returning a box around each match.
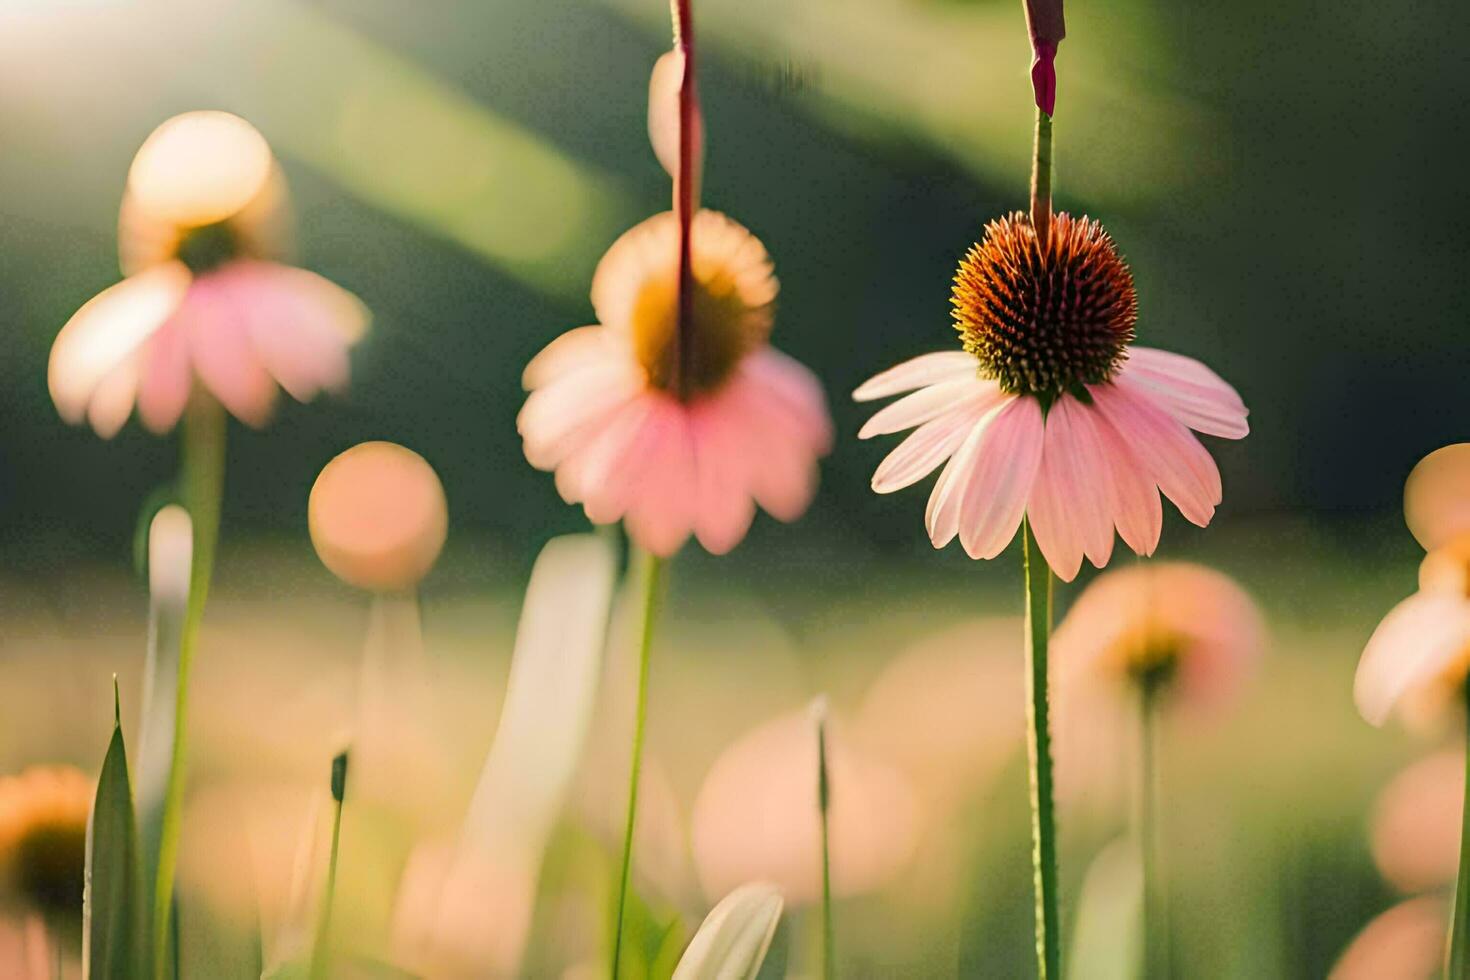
[84,681,144,980]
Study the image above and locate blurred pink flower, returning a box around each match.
[1355,538,1470,731]
[48,111,367,438]
[1051,561,1266,709]
[518,210,831,556]
[855,214,1247,580]
[1330,895,1446,980]
[1370,749,1462,894]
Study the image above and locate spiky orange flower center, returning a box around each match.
[951,211,1137,397]
[629,265,773,397]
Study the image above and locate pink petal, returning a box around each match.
[624,405,697,556]
[1354,592,1470,727]
[517,362,644,470]
[1027,402,1096,581]
[225,261,368,402]
[1048,396,1117,568]
[560,395,662,518]
[724,372,819,522]
[1090,383,1222,527]
[741,348,833,454]
[690,393,757,555]
[1121,347,1248,440]
[871,390,1002,494]
[136,319,193,435]
[957,396,1045,560]
[522,326,608,390]
[852,352,976,402]
[176,274,277,426]
[1087,401,1163,556]
[858,378,988,439]
[925,400,1011,548]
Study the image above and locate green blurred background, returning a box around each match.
[0,0,1463,977]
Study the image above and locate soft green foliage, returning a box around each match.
[84,685,145,980]
[672,883,784,980]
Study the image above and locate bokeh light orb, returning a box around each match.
[127,111,274,228]
[1405,443,1470,551]
[309,441,448,593]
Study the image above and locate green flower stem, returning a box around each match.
[1451,683,1470,976]
[1022,520,1060,979]
[610,550,665,980]
[310,750,350,980]
[151,395,225,980]
[816,702,835,980]
[1137,673,1167,979]
[1030,108,1054,247]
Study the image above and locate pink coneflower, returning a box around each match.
[1053,561,1266,711]
[517,208,832,556]
[48,111,367,438]
[855,213,1248,581]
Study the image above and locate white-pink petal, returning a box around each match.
[957,396,1045,560]
[690,394,757,555]
[228,262,367,402]
[1355,592,1470,727]
[49,262,191,428]
[522,326,608,390]
[1121,347,1248,440]
[136,319,193,435]
[852,352,976,402]
[1089,403,1163,556]
[624,403,698,556]
[517,362,645,470]
[741,348,833,454]
[872,388,1005,495]
[858,378,982,439]
[1048,396,1117,568]
[176,275,278,427]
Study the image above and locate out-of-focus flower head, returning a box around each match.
[0,766,92,922]
[1052,562,1266,710]
[1329,895,1446,980]
[690,706,921,906]
[49,110,368,438]
[517,56,831,557]
[308,441,449,593]
[854,214,1248,580]
[1356,445,1470,731]
[1369,749,1461,895]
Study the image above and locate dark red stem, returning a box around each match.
[673,0,698,399]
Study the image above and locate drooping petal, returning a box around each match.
[560,394,663,516]
[1027,397,1114,582]
[724,371,819,522]
[741,348,833,454]
[521,326,608,390]
[624,403,698,556]
[517,362,645,470]
[690,390,758,555]
[858,378,990,439]
[1048,396,1117,568]
[227,262,368,402]
[1087,401,1163,556]
[957,396,1045,560]
[85,353,141,439]
[134,316,194,435]
[49,262,191,428]
[648,48,704,199]
[1354,592,1470,727]
[872,390,1002,494]
[1091,383,1222,527]
[176,274,278,426]
[925,401,1009,548]
[852,351,977,402]
[1120,347,1248,439]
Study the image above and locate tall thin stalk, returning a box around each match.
[610,551,665,979]
[1137,673,1167,978]
[815,700,835,980]
[309,750,350,980]
[1022,521,1060,979]
[1449,682,1470,975]
[151,394,225,979]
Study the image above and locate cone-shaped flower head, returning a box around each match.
[518,59,831,557]
[1052,561,1265,710]
[308,442,448,593]
[0,766,91,922]
[856,212,1247,580]
[49,111,368,438]
[1355,445,1470,730]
